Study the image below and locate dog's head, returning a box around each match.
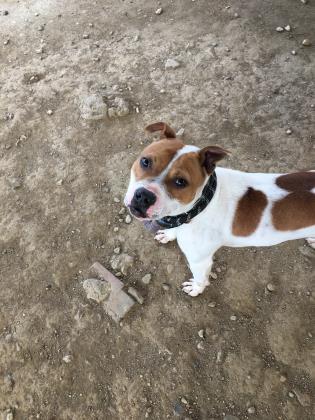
[124,122,228,220]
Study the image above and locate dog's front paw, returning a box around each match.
[154,230,175,244]
[182,280,208,297]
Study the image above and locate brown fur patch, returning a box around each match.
[272,191,315,231]
[232,188,268,236]
[145,122,176,139]
[164,152,206,203]
[133,139,184,180]
[276,171,315,192]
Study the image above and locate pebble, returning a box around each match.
[165,58,181,69]
[80,94,108,120]
[230,315,237,321]
[46,109,53,115]
[155,8,163,15]
[291,50,297,55]
[119,207,126,215]
[125,215,132,224]
[208,301,216,308]
[114,197,120,203]
[209,272,217,280]
[38,25,45,31]
[83,278,111,303]
[288,391,295,398]
[247,406,256,414]
[56,179,63,186]
[162,283,170,290]
[266,283,275,292]
[141,273,152,284]
[83,33,90,39]
[302,39,311,46]
[198,329,205,339]
[4,39,10,45]
[197,342,204,351]
[234,13,239,18]
[280,374,287,383]
[276,27,284,32]
[134,34,139,42]
[107,97,130,118]
[62,354,73,363]
[176,128,185,137]
[128,287,144,304]
[286,128,292,135]
[113,227,119,232]
[174,402,185,416]
[300,0,308,4]
[114,247,121,254]
[284,25,291,31]
[5,411,13,420]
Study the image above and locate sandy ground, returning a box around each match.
[0,0,314,419]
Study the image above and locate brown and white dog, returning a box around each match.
[125,122,315,296]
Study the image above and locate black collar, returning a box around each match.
[155,171,217,229]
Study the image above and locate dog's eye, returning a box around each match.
[140,157,152,169]
[174,178,188,188]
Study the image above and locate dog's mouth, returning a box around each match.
[128,205,148,219]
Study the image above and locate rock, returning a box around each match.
[3,374,14,391]
[174,402,185,416]
[300,0,308,3]
[107,97,130,118]
[165,58,181,69]
[162,283,170,290]
[198,329,205,339]
[56,179,63,186]
[234,13,239,18]
[210,272,217,280]
[46,109,53,115]
[302,39,312,46]
[266,283,275,292]
[110,253,134,275]
[128,287,144,304]
[5,410,13,420]
[83,33,90,39]
[197,342,204,351]
[284,25,291,31]
[247,406,256,414]
[141,273,152,284]
[280,374,287,383]
[113,227,119,232]
[114,197,120,203]
[291,50,297,55]
[155,8,163,15]
[83,278,111,303]
[38,24,45,31]
[62,354,73,363]
[113,247,121,254]
[276,27,284,32]
[288,391,295,398]
[286,128,292,135]
[230,315,237,321]
[176,128,185,137]
[125,215,132,224]
[119,207,126,215]
[208,301,216,308]
[80,94,107,120]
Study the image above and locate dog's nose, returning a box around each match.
[130,188,156,217]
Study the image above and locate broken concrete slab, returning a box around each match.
[89,262,135,322]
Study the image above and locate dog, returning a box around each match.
[124,122,315,296]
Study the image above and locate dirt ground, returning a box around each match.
[0,0,314,419]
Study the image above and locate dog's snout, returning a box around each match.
[130,188,156,218]
[133,188,156,207]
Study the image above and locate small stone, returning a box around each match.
[216,350,223,363]
[80,94,107,120]
[83,33,90,39]
[280,374,287,383]
[38,25,45,31]
[155,8,163,15]
[107,97,130,118]
[266,283,275,292]
[113,227,119,232]
[128,287,144,304]
[209,272,217,280]
[141,273,152,284]
[286,128,292,135]
[247,406,256,414]
[83,278,111,303]
[162,283,170,290]
[176,128,185,137]
[198,329,205,339]
[208,302,216,308]
[300,0,308,4]
[291,50,297,55]
[5,411,13,420]
[276,27,284,32]
[119,207,126,215]
[62,354,73,363]
[234,13,239,18]
[197,342,204,351]
[288,391,295,398]
[56,179,63,186]
[134,34,139,42]
[230,315,237,321]
[4,39,10,45]
[125,215,132,224]
[114,197,120,203]
[181,397,188,405]
[174,402,185,416]
[284,25,291,31]
[302,39,311,46]
[46,109,53,115]
[165,58,181,70]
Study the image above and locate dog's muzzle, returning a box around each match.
[129,187,157,218]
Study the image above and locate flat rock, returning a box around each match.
[80,94,108,120]
[83,278,111,303]
[165,58,180,69]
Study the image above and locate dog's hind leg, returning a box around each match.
[306,237,315,249]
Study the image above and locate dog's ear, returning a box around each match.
[145,122,176,140]
[199,146,230,174]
